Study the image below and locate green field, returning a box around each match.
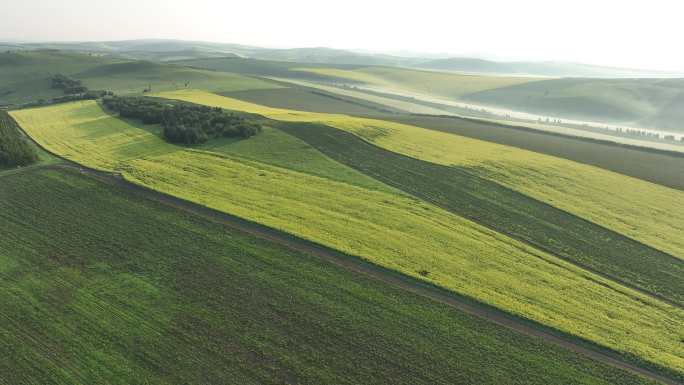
[221,87,398,115]
[159,91,684,262]
[75,61,279,96]
[0,50,124,105]
[277,121,684,306]
[222,86,684,191]
[294,66,539,98]
[3,168,663,385]
[173,57,357,79]
[383,115,684,191]
[0,51,279,106]
[463,77,684,129]
[196,124,399,192]
[289,65,684,132]
[11,100,684,379]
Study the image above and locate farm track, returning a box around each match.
[36,162,680,385]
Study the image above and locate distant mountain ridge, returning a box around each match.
[3,39,681,78]
[417,57,683,78]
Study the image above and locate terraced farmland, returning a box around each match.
[4,167,661,385]
[11,100,684,380]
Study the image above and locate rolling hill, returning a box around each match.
[462,77,684,130]
[416,57,683,78]
[4,44,684,384]
[11,97,684,381]
[7,39,681,77]
[0,50,279,106]
[1,165,663,385]
[285,65,684,132]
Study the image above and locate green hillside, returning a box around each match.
[278,121,684,306]
[416,58,681,77]
[294,66,538,98]
[0,51,278,106]
[158,91,684,263]
[0,111,37,168]
[4,168,659,384]
[0,50,123,105]
[73,60,278,95]
[287,65,684,132]
[173,57,363,81]
[11,99,684,381]
[462,77,684,125]
[5,47,684,384]
[219,86,684,191]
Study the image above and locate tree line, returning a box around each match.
[51,74,88,94]
[50,73,113,99]
[101,96,262,145]
[0,111,38,167]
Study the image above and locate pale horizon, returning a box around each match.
[3,0,684,72]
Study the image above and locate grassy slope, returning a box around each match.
[160,91,684,262]
[74,61,279,96]
[644,88,684,131]
[3,169,659,385]
[0,51,279,105]
[11,101,684,377]
[462,77,684,125]
[173,57,355,79]
[197,124,399,193]
[295,66,539,98]
[294,66,684,131]
[223,86,684,191]
[221,87,398,115]
[382,115,684,191]
[0,51,124,104]
[275,121,684,304]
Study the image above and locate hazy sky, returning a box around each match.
[3,0,684,71]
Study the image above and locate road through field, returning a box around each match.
[45,162,680,385]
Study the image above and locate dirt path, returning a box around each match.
[44,163,679,385]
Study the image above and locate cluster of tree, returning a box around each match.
[102,97,262,145]
[0,111,38,167]
[50,74,88,94]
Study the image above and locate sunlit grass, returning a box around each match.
[11,100,684,377]
[158,90,684,261]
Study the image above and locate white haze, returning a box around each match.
[2,0,684,71]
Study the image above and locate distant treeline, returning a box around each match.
[51,74,88,94]
[102,97,262,145]
[50,73,113,99]
[0,111,38,167]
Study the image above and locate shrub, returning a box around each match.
[0,111,38,167]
